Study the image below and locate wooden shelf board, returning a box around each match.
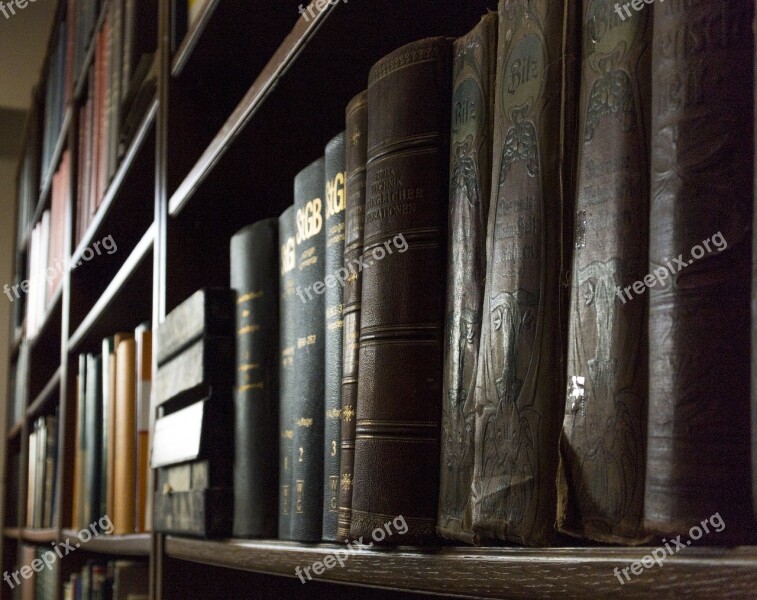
[61,529,150,556]
[36,107,72,219]
[3,527,21,540]
[72,98,158,266]
[22,527,59,543]
[7,419,24,441]
[170,0,221,77]
[26,366,61,419]
[168,1,334,216]
[68,223,154,353]
[164,538,757,599]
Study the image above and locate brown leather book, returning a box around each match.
[337,90,367,543]
[135,324,152,533]
[646,0,757,543]
[114,338,137,535]
[437,14,497,545]
[471,0,578,546]
[107,333,133,528]
[557,0,651,544]
[350,37,452,545]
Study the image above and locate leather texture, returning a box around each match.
[351,37,452,546]
[156,288,236,366]
[338,92,367,543]
[646,0,757,544]
[438,14,497,545]
[231,218,279,538]
[278,206,297,540]
[557,0,652,545]
[290,158,326,542]
[323,132,347,541]
[471,0,578,546]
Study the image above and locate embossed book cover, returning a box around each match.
[557,0,651,544]
[438,13,497,545]
[471,0,578,546]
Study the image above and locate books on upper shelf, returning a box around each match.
[73,0,157,247]
[72,324,152,534]
[25,412,58,530]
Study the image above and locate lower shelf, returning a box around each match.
[163,537,757,599]
[61,529,150,556]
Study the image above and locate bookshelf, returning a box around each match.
[3,0,757,599]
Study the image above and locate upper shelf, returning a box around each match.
[164,538,757,600]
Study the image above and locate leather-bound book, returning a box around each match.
[471,0,578,546]
[557,0,651,544]
[290,158,326,542]
[278,205,296,540]
[323,132,346,541]
[337,91,367,542]
[438,13,497,545]
[84,353,102,529]
[646,0,757,543]
[230,219,279,538]
[351,37,452,545]
[114,339,137,534]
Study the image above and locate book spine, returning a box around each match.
[351,37,452,545]
[102,337,114,524]
[114,339,136,534]
[322,132,346,541]
[290,158,326,542]
[73,354,87,529]
[154,336,234,406]
[557,0,652,545]
[156,289,235,366]
[437,13,497,544]
[278,206,296,540]
[646,0,757,543]
[471,0,578,546]
[85,354,103,527]
[135,325,152,533]
[231,219,279,538]
[337,91,367,542]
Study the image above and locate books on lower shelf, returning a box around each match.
[63,560,148,600]
[72,324,152,534]
[25,412,58,530]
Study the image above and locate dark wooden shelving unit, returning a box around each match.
[4,1,757,599]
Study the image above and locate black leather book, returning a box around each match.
[230,219,280,538]
[322,132,346,541]
[290,157,326,542]
[156,288,235,366]
[154,336,235,407]
[338,91,368,542]
[278,205,297,540]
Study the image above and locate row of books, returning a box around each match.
[73,0,157,245]
[72,325,152,534]
[25,150,70,339]
[25,413,59,530]
[12,545,58,600]
[63,560,148,600]
[221,0,756,547]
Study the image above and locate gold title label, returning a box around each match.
[296,199,323,244]
[327,408,341,419]
[238,291,264,304]
[281,237,296,274]
[297,334,317,349]
[238,324,260,335]
[296,418,314,427]
[326,172,346,219]
[282,429,294,439]
[239,382,264,392]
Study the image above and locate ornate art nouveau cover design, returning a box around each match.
[471,0,577,546]
[438,13,497,544]
[557,0,651,544]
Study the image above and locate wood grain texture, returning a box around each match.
[164,538,757,599]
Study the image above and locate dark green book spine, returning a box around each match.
[85,353,102,528]
[231,218,279,538]
[291,157,326,542]
[278,206,297,540]
[322,132,346,541]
